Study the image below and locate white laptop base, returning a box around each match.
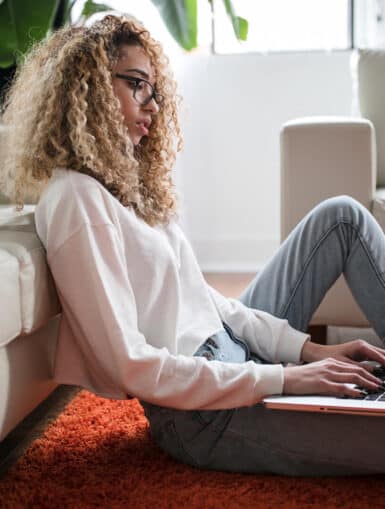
[263,392,385,417]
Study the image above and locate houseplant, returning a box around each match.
[0,0,248,101]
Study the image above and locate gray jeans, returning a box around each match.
[141,196,385,476]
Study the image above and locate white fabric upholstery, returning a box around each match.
[0,205,61,347]
[372,187,385,233]
[0,247,21,342]
[280,116,376,327]
[358,49,385,186]
[280,116,376,239]
[328,325,383,347]
[0,317,59,441]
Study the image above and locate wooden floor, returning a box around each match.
[203,272,255,298]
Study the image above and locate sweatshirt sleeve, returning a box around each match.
[207,285,309,364]
[47,223,285,410]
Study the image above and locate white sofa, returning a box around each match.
[0,152,61,442]
[280,49,385,346]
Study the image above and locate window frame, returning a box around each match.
[211,0,355,55]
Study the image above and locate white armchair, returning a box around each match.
[280,49,385,345]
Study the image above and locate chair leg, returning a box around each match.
[307,325,327,345]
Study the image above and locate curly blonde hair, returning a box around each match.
[0,15,183,226]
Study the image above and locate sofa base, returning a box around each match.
[327,325,383,347]
[0,317,59,442]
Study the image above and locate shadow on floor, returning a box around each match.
[0,384,80,479]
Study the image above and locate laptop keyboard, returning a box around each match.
[348,365,385,401]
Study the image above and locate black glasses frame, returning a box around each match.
[114,73,164,106]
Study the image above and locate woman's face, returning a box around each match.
[112,44,159,146]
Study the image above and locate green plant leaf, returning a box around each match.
[0,0,60,68]
[222,0,248,41]
[53,0,72,28]
[81,0,114,18]
[150,0,197,51]
[66,0,78,20]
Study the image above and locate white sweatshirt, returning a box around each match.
[34,168,309,410]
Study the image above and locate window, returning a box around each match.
[213,0,352,54]
[354,0,385,48]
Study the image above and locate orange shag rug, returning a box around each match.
[1,390,385,509]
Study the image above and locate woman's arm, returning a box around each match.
[47,222,285,409]
[207,285,385,398]
[206,284,309,364]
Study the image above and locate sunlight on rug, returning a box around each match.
[0,390,384,508]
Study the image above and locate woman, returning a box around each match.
[2,15,385,476]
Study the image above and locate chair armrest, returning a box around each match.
[280,116,376,328]
[280,116,376,241]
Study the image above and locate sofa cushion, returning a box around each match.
[358,49,385,187]
[0,205,61,347]
[372,188,385,233]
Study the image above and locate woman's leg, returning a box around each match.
[144,196,385,475]
[169,402,385,475]
[238,195,385,341]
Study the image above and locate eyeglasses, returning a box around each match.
[114,73,164,107]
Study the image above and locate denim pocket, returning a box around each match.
[142,405,236,469]
[171,408,235,468]
[155,419,201,467]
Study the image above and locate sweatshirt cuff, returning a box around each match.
[276,324,310,364]
[251,363,284,402]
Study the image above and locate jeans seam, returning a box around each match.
[280,221,341,318]
[345,223,385,287]
[280,218,385,319]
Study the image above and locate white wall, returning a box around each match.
[173,50,353,272]
[86,1,354,273]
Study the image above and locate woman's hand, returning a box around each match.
[300,338,385,368]
[283,358,384,398]
[282,339,385,398]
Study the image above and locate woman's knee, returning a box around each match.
[314,195,365,223]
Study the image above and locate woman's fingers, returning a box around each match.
[302,340,385,370]
[330,358,383,386]
[283,357,385,397]
[348,340,385,365]
[331,370,381,392]
[323,382,367,399]
[368,345,385,365]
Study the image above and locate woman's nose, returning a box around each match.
[144,97,160,115]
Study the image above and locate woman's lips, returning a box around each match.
[136,122,149,136]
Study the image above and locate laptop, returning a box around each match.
[263,361,385,417]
